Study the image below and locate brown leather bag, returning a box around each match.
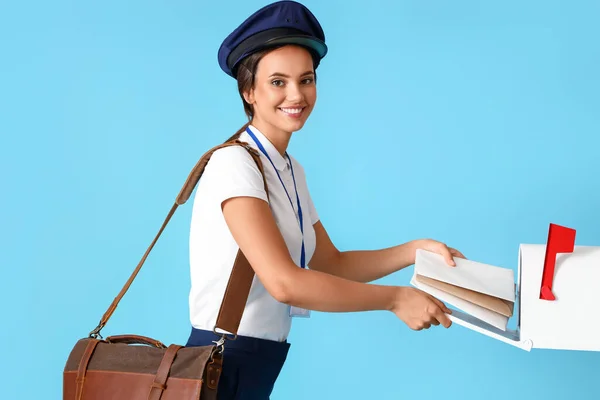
[63,137,269,400]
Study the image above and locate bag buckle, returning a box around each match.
[88,322,104,339]
[209,326,236,360]
[212,336,226,354]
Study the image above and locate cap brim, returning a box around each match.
[262,35,328,58]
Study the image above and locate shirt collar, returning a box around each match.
[241,125,289,171]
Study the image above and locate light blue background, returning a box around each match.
[2,0,599,399]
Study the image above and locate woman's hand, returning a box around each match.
[389,239,465,330]
[413,239,466,266]
[392,286,453,330]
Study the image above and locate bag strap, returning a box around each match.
[89,138,268,340]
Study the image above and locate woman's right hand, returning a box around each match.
[392,287,453,330]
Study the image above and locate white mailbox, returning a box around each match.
[412,223,600,352]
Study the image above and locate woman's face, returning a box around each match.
[244,45,317,134]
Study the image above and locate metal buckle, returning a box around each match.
[208,326,237,361]
[209,334,227,363]
[212,326,237,341]
[212,336,226,355]
[88,323,104,340]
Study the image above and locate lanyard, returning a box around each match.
[245,127,306,269]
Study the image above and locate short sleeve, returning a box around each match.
[202,146,269,205]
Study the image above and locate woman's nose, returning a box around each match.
[285,84,303,102]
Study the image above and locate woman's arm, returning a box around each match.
[309,221,465,283]
[221,196,453,329]
[222,196,396,312]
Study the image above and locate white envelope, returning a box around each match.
[411,249,516,331]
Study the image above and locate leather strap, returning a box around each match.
[90,131,270,339]
[206,352,223,390]
[105,334,167,348]
[147,344,183,400]
[214,246,258,334]
[75,339,101,400]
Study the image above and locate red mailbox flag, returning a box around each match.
[540,223,577,301]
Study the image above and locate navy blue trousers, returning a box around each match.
[186,328,290,400]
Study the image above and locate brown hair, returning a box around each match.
[224,45,318,143]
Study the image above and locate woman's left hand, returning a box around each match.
[413,239,466,267]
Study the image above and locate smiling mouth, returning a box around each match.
[278,107,305,117]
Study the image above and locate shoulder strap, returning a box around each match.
[89,138,268,339]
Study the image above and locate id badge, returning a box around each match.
[289,306,311,318]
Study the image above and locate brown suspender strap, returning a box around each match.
[147,344,183,400]
[89,138,270,339]
[214,244,257,335]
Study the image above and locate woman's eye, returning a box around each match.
[271,79,284,87]
[302,78,314,84]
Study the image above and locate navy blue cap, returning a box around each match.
[218,1,327,78]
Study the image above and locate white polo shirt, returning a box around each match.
[188,125,318,342]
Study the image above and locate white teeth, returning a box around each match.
[280,107,303,114]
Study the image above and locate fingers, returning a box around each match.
[426,296,452,329]
[450,247,466,259]
[429,294,452,315]
[414,309,450,330]
[434,307,452,328]
[425,293,452,314]
[400,287,453,331]
[412,322,432,331]
[439,244,456,266]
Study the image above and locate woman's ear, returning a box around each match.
[243,89,255,105]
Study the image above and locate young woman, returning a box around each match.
[186,1,465,398]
